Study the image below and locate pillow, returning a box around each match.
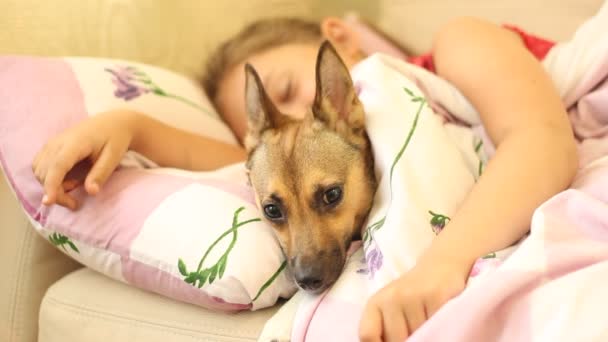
[343,12,410,61]
[0,56,296,311]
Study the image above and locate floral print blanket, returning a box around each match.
[259,2,608,341]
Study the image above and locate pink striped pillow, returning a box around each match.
[0,56,295,311]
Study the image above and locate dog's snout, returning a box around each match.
[293,256,325,292]
[294,268,324,291]
[295,273,324,291]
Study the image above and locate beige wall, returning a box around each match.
[0,0,604,78]
[0,0,377,77]
[377,0,604,55]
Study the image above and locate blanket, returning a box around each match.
[259,1,608,341]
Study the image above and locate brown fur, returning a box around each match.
[244,42,376,292]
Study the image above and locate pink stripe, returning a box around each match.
[305,298,363,341]
[43,168,256,255]
[121,255,252,312]
[197,177,255,205]
[44,169,194,255]
[291,294,327,342]
[293,242,364,341]
[410,190,608,341]
[0,56,87,220]
[572,156,608,203]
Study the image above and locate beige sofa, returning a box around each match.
[1,0,603,341]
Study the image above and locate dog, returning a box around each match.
[243,41,377,293]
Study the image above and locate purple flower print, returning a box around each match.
[104,65,215,117]
[429,210,451,235]
[105,66,150,101]
[111,65,138,82]
[356,268,370,275]
[356,256,370,275]
[365,245,384,278]
[112,75,149,100]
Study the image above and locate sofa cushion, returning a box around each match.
[0,173,81,342]
[39,268,282,342]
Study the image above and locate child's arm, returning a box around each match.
[33,110,245,209]
[359,17,578,342]
[129,111,246,170]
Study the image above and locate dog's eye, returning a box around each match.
[263,204,283,220]
[323,187,343,205]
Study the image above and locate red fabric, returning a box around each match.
[406,25,556,74]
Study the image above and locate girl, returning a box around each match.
[32,16,578,342]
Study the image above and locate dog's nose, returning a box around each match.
[293,259,325,292]
[294,271,324,291]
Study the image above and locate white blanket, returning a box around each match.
[259,1,608,340]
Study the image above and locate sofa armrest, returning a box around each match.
[0,172,81,342]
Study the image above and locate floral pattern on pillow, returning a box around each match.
[105,65,216,118]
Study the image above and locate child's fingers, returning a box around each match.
[43,162,73,204]
[54,188,79,210]
[84,143,125,195]
[43,147,91,203]
[33,147,52,185]
[62,179,82,192]
[359,302,383,342]
[381,304,409,342]
[403,302,427,337]
[43,183,79,210]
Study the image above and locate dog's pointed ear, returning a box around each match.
[312,41,365,137]
[244,63,290,152]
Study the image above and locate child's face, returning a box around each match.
[215,42,361,143]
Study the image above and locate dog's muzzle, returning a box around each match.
[291,246,344,293]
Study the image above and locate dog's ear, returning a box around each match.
[312,41,365,138]
[244,63,291,152]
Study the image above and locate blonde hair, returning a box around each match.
[202,17,322,105]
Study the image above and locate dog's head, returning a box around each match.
[243,41,376,293]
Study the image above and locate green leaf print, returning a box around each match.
[252,261,288,302]
[197,269,211,289]
[475,139,483,153]
[48,233,80,254]
[178,207,290,302]
[428,210,451,235]
[66,241,80,253]
[403,87,415,97]
[363,87,425,244]
[474,138,485,177]
[482,252,496,259]
[178,258,188,276]
[208,265,218,284]
[178,207,281,292]
[184,273,197,284]
[218,255,228,278]
[151,88,167,96]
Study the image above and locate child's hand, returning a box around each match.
[32,110,137,210]
[359,255,468,342]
